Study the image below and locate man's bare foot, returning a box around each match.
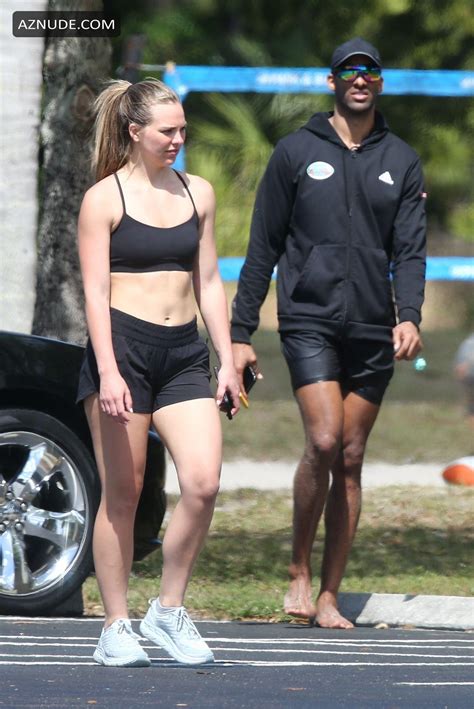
[315,594,354,629]
[284,577,317,619]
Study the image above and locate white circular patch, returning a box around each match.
[306,161,334,180]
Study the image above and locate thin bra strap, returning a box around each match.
[173,169,198,217]
[113,173,126,214]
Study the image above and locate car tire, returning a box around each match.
[0,408,99,615]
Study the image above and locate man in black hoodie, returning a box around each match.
[231,38,426,628]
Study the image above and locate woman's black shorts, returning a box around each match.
[76,308,213,414]
[280,329,394,406]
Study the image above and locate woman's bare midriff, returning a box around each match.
[110,271,196,325]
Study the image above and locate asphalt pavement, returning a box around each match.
[1,617,473,708]
[165,458,474,632]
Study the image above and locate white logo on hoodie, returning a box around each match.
[307,161,335,180]
[378,171,394,185]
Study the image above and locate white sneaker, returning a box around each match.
[140,599,214,665]
[93,618,151,667]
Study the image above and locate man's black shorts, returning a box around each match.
[280,329,394,405]
[76,308,213,414]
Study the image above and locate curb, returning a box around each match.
[339,592,474,631]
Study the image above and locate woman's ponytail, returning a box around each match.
[92,80,131,181]
[92,78,181,182]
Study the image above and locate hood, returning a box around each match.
[302,111,389,149]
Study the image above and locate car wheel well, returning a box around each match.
[0,389,93,455]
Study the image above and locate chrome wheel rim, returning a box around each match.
[0,431,89,597]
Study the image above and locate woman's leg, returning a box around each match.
[85,394,151,625]
[152,398,222,607]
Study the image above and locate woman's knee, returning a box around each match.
[100,477,144,518]
[181,469,221,504]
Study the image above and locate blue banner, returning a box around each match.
[166,65,473,171]
[164,66,473,266]
[425,257,474,281]
[217,257,474,282]
[164,66,474,99]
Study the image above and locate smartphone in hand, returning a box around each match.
[213,366,233,420]
[213,365,258,420]
[242,365,257,395]
[238,365,258,410]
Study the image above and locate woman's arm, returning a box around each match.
[190,176,240,415]
[77,182,133,423]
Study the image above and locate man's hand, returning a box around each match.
[231,342,263,397]
[392,321,423,361]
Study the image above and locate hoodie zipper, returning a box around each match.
[341,147,358,327]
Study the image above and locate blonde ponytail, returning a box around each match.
[92,78,181,182]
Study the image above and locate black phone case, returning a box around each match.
[216,366,257,420]
[243,365,257,393]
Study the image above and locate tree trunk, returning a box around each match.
[0,0,47,333]
[32,0,111,343]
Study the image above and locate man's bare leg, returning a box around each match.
[315,392,380,628]
[284,381,344,619]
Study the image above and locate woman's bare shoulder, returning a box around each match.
[181,172,215,209]
[80,174,123,226]
[82,173,118,203]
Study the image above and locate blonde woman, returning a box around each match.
[77,78,239,667]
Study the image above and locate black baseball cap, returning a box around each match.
[330,38,382,70]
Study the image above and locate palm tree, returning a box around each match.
[0,0,47,333]
[187,91,331,256]
[32,0,111,343]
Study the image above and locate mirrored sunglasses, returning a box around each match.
[335,65,382,83]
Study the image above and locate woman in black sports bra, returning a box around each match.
[76,78,239,667]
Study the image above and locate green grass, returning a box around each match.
[83,486,474,619]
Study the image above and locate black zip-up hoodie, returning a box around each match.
[231,111,426,343]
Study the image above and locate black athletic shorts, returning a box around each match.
[280,329,394,406]
[76,308,213,414]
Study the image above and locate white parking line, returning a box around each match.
[206,638,474,645]
[396,682,474,686]
[1,645,472,659]
[0,661,97,666]
[0,626,471,670]
[0,635,98,641]
[217,661,474,667]
[1,635,472,646]
[2,639,473,657]
[0,653,100,659]
[0,642,96,647]
[0,660,472,667]
[209,648,474,658]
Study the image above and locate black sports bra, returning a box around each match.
[110,170,200,273]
